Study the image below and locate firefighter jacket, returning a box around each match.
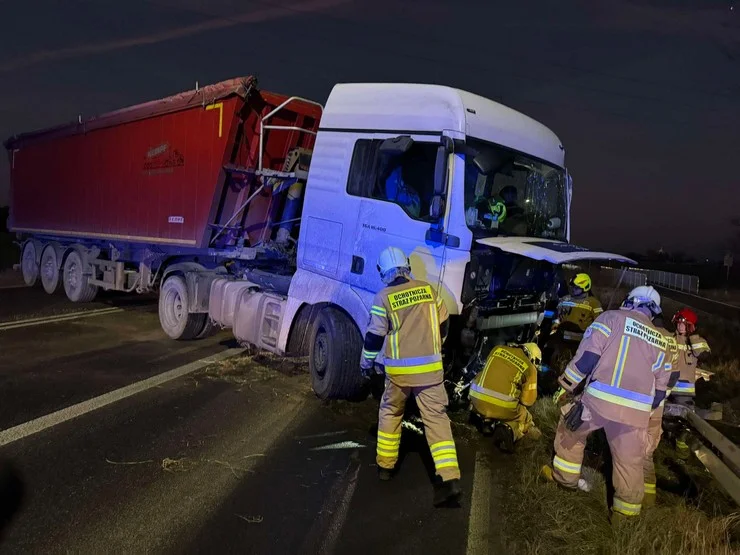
[557,294,604,342]
[671,334,710,397]
[470,346,537,420]
[558,308,677,428]
[361,278,449,387]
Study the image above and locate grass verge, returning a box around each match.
[500,399,740,554]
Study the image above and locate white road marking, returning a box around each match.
[0,347,245,447]
[0,307,123,331]
[301,453,362,554]
[319,460,361,554]
[310,440,366,451]
[466,451,492,555]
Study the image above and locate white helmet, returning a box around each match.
[623,285,661,314]
[377,247,410,284]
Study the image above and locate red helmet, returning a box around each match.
[672,308,697,334]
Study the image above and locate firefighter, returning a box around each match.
[541,286,674,521]
[668,308,711,459]
[642,316,680,507]
[469,343,542,453]
[359,246,462,507]
[541,273,603,390]
[556,273,603,344]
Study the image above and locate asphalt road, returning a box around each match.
[0,284,507,554]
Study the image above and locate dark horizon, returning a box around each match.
[0,0,737,257]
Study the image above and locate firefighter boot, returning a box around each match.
[433,479,462,507]
[492,423,515,454]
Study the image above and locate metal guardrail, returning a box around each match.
[596,266,700,295]
[664,402,740,505]
[644,269,700,295]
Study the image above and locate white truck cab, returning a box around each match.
[207,82,634,400]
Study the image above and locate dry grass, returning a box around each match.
[195,352,309,388]
[501,397,740,554]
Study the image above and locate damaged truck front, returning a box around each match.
[7,77,634,403]
[222,82,635,400]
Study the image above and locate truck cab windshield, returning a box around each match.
[463,138,567,241]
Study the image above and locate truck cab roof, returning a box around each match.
[319,82,565,168]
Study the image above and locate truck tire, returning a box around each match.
[309,307,368,401]
[63,250,99,303]
[20,241,39,287]
[159,275,207,340]
[40,245,61,294]
[194,317,218,339]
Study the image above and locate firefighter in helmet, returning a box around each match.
[469,342,543,453]
[556,273,604,343]
[541,286,675,522]
[668,308,711,459]
[359,246,462,507]
[541,273,603,393]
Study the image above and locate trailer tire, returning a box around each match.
[20,241,39,287]
[159,275,207,340]
[40,245,61,294]
[63,250,98,303]
[309,307,368,401]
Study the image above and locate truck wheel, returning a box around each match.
[194,317,218,339]
[159,275,207,340]
[20,241,39,287]
[309,307,368,401]
[63,250,98,303]
[40,245,61,294]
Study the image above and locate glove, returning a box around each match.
[563,401,585,432]
[360,359,374,380]
[553,387,570,405]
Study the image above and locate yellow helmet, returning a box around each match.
[570,273,592,293]
[521,343,542,367]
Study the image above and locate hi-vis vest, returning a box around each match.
[470,346,537,420]
[365,279,449,387]
[670,334,710,397]
[558,294,603,341]
[563,309,676,428]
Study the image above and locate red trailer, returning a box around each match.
[6,76,322,314]
[7,76,322,248]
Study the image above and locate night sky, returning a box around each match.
[0,0,737,256]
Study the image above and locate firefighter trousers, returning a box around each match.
[552,410,647,517]
[377,379,461,482]
[642,406,664,506]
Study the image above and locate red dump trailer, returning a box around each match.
[6,77,322,320]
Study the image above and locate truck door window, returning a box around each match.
[346,139,439,222]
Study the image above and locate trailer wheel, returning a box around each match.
[159,275,207,340]
[40,245,61,294]
[20,241,39,287]
[63,250,98,302]
[309,307,368,401]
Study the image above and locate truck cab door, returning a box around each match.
[348,135,451,309]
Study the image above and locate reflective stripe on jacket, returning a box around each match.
[470,345,537,420]
[558,294,604,334]
[672,334,710,388]
[363,278,449,387]
[558,309,676,428]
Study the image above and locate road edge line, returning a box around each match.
[0,347,246,447]
[466,450,492,555]
[0,307,123,330]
